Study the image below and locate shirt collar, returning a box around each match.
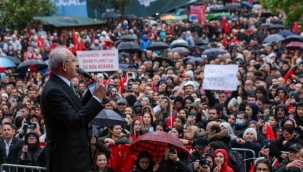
[55,74,70,86]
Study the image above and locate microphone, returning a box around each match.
[76,68,92,79]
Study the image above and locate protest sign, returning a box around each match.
[76,50,119,72]
[202,65,239,91]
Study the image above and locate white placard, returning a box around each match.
[76,50,119,72]
[202,65,239,91]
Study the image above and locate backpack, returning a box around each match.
[227,149,245,172]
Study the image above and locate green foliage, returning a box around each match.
[261,0,303,27]
[0,0,56,29]
[99,0,131,14]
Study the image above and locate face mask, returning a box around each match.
[235,119,244,126]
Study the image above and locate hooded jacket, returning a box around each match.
[208,130,231,152]
[295,103,303,127]
[140,34,151,51]
[276,85,288,103]
[250,103,259,121]
[18,132,42,166]
[155,96,172,121]
[255,86,267,98]
[213,149,234,172]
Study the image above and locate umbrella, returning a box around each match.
[259,23,273,29]
[117,42,140,51]
[103,11,121,19]
[183,56,194,65]
[202,48,227,59]
[241,1,253,8]
[121,34,138,41]
[170,47,191,55]
[170,39,189,48]
[147,42,169,50]
[3,56,21,65]
[284,35,303,42]
[129,132,190,162]
[187,58,204,65]
[278,30,293,37]
[91,109,127,126]
[262,34,285,43]
[15,60,48,73]
[269,24,285,30]
[124,14,137,20]
[286,42,303,50]
[210,7,227,13]
[261,11,272,18]
[59,17,78,24]
[0,57,16,69]
[115,40,122,46]
[225,3,241,11]
[188,45,210,52]
[152,57,174,67]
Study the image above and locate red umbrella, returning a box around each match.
[99,38,115,46]
[129,132,190,162]
[286,41,303,50]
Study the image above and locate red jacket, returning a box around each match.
[213,149,234,172]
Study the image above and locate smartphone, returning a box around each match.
[260,115,265,121]
[263,139,269,148]
[266,105,271,109]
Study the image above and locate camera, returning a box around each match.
[28,123,37,130]
[170,95,175,100]
[170,147,176,154]
[199,154,211,168]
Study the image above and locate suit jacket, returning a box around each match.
[40,73,103,172]
[0,137,24,172]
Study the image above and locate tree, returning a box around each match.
[0,0,56,29]
[261,0,303,27]
[108,0,131,15]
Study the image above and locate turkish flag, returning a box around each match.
[266,123,276,140]
[293,22,299,33]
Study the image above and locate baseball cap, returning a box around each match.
[288,143,302,152]
[4,111,14,116]
[117,99,128,105]
[194,137,209,149]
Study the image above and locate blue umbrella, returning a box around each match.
[91,109,127,127]
[278,30,293,37]
[263,34,285,43]
[0,57,16,68]
[241,1,253,8]
[119,64,136,72]
[202,48,227,59]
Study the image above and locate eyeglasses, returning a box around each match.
[65,57,77,64]
[256,168,269,172]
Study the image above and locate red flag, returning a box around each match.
[79,39,84,51]
[222,18,230,34]
[37,36,43,49]
[272,159,279,167]
[246,28,252,35]
[231,0,234,3]
[266,123,276,140]
[284,67,295,84]
[91,33,95,45]
[223,37,228,48]
[249,0,252,4]
[72,30,78,50]
[249,164,255,172]
[293,22,299,33]
[29,64,37,72]
[152,83,157,91]
[230,37,239,44]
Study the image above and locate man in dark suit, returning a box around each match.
[0,122,24,172]
[40,47,106,172]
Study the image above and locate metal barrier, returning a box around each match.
[232,148,256,172]
[0,164,46,172]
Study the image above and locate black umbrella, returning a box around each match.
[269,24,285,30]
[115,40,122,46]
[103,11,121,19]
[91,109,127,126]
[263,34,285,43]
[261,11,272,18]
[170,39,189,48]
[152,57,174,67]
[202,48,227,59]
[15,60,48,73]
[124,14,137,20]
[117,41,140,51]
[210,7,227,13]
[147,42,169,50]
[59,17,78,24]
[284,35,303,42]
[225,3,241,11]
[259,23,273,29]
[121,34,138,41]
[4,56,21,65]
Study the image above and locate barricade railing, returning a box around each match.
[232,148,256,172]
[0,164,47,172]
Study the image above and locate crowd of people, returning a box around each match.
[0,0,302,172]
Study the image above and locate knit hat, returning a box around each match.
[243,128,257,141]
[174,96,184,103]
[185,70,194,80]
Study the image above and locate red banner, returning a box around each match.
[189,5,206,22]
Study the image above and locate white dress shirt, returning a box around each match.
[5,139,12,157]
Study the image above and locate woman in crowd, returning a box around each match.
[142,112,154,132]
[173,116,186,128]
[131,151,154,172]
[254,159,272,172]
[269,124,303,162]
[99,125,128,145]
[94,152,116,172]
[170,126,184,139]
[268,114,279,137]
[181,126,205,145]
[129,118,145,143]
[228,113,236,132]
[177,109,188,121]
[154,120,167,132]
[220,122,237,140]
[213,149,233,172]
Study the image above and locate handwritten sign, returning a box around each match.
[202,65,239,90]
[76,50,119,72]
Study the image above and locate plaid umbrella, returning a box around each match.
[286,42,303,50]
[129,132,190,162]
